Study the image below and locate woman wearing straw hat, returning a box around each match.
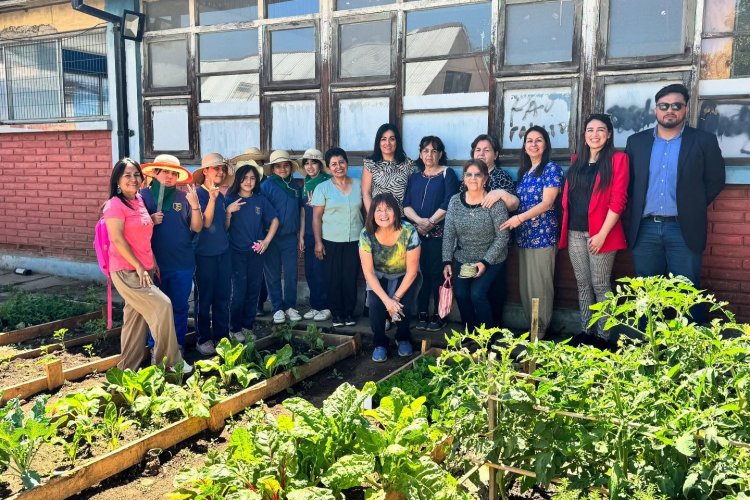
[299,148,332,322]
[139,154,202,353]
[193,152,233,355]
[260,150,305,324]
[225,162,279,341]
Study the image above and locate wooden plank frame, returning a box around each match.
[596,0,697,70]
[0,327,121,363]
[142,35,192,97]
[494,77,580,161]
[261,91,322,153]
[262,20,322,90]
[495,0,583,77]
[331,11,397,88]
[143,97,198,160]
[0,308,102,347]
[11,331,359,500]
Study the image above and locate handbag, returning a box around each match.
[438,277,453,319]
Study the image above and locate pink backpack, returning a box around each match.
[93,218,113,329]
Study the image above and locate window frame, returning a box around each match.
[496,0,582,76]
[143,34,192,95]
[144,97,197,159]
[494,77,580,160]
[262,91,321,153]
[597,0,697,69]
[262,21,321,90]
[331,88,397,164]
[331,12,397,87]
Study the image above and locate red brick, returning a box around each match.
[23,155,46,162]
[706,256,743,269]
[707,234,744,246]
[709,211,746,222]
[714,223,750,235]
[709,268,750,282]
[46,154,71,162]
[714,188,749,198]
[713,199,750,211]
[711,244,750,257]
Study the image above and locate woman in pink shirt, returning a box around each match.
[102,158,191,373]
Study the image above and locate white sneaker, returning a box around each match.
[273,310,286,324]
[285,308,302,321]
[313,309,331,321]
[229,330,246,343]
[196,340,216,356]
[303,309,319,320]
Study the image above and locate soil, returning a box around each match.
[0,320,117,361]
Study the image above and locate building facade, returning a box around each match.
[0,0,749,324]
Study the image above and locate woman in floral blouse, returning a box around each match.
[500,126,563,338]
[361,123,415,215]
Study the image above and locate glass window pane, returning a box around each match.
[603,80,680,148]
[336,0,395,10]
[271,27,316,81]
[406,3,491,58]
[608,0,685,58]
[405,56,489,97]
[198,0,258,25]
[6,41,61,120]
[505,1,575,65]
[734,36,750,76]
[338,97,390,151]
[199,30,258,73]
[62,31,108,117]
[698,101,750,159]
[152,104,190,151]
[200,74,259,107]
[0,49,8,121]
[200,118,260,158]
[271,100,316,150]
[267,0,317,18]
[339,20,391,78]
[403,109,487,161]
[502,87,572,150]
[703,0,736,32]
[701,37,733,79]
[145,0,189,31]
[738,0,750,31]
[149,39,187,88]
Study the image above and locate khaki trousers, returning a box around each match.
[518,246,556,338]
[111,270,182,371]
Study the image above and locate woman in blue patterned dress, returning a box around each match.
[500,126,563,338]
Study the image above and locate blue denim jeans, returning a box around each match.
[303,234,328,311]
[148,268,193,348]
[264,233,299,312]
[631,218,704,322]
[195,252,231,344]
[453,261,503,333]
[369,276,414,348]
[230,248,265,332]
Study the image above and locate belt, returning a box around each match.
[644,215,677,222]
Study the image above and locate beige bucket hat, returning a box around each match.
[263,149,301,177]
[194,152,234,187]
[300,148,330,175]
[229,147,267,180]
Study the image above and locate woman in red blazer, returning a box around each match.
[560,114,629,341]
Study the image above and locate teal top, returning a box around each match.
[310,178,364,243]
[359,221,420,278]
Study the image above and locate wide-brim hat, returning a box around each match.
[230,147,268,165]
[232,159,264,182]
[264,149,301,177]
[194,152,234,187]
[141,154,193,184]
[300,148,330,174]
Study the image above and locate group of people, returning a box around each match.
[102,83,725,368]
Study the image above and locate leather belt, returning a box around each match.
[644,215,677,222]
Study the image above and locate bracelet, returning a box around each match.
[393,294,402,301]
[191,208,201,211]
[516,215,522,223]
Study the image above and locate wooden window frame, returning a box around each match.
[143,35,192,96]
[144,97,197,160]
[262,91,321,153]
[593,70,691,113]
[262,21,321,90]
[494,77,580,160]
[331,88,397,164]
[496,0,582,76]
[597,0,697,69]
[331,12,397,87]
[196,28,261,105]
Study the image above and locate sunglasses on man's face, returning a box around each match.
[656,102,686,112]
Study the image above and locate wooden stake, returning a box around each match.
[488,396,498,500]
[421,339,431,353]
[44,359,64,391]
[528,298,539,374]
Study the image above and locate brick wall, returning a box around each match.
[0,130,112,261]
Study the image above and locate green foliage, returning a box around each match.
[52,328,68,346]
[106,365,166,420]
[195,338,260,388]
[302,323,326,354]
[99,402,135,450]
[156,373,222,419]
[0,292,95,331]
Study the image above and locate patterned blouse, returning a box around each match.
[359,222,421,279]
[363,157,416,213]
[515,161,563,249]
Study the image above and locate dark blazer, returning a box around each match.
[624,126,725,254]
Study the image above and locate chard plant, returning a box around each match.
[195,338,259,388]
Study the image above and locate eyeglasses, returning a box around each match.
[464,172,483,179]
[656,102,686,111]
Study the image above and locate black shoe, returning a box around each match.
[416,313,429,330]
[332,316,345,327]
[344,315,356,326]
[426,315,444,331]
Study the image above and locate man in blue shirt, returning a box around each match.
[625,83,725,321]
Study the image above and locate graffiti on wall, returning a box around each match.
[502,87,572,149]
[699,101,750,158]
[603,81,680,147]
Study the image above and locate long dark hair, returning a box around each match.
[228,164,261,196]
[369,123,407,163]
[108,158,143,210]
[470,134,501,170]
[518,126,551,179]
[415,135,448,170]
[364,193,402,235]
[568,114,615,194]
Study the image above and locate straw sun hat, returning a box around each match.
[263,149,301,177]
[140,154,193,184]
[193,152,234,187]
[300,148,330,174]
[229,147,268,180]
